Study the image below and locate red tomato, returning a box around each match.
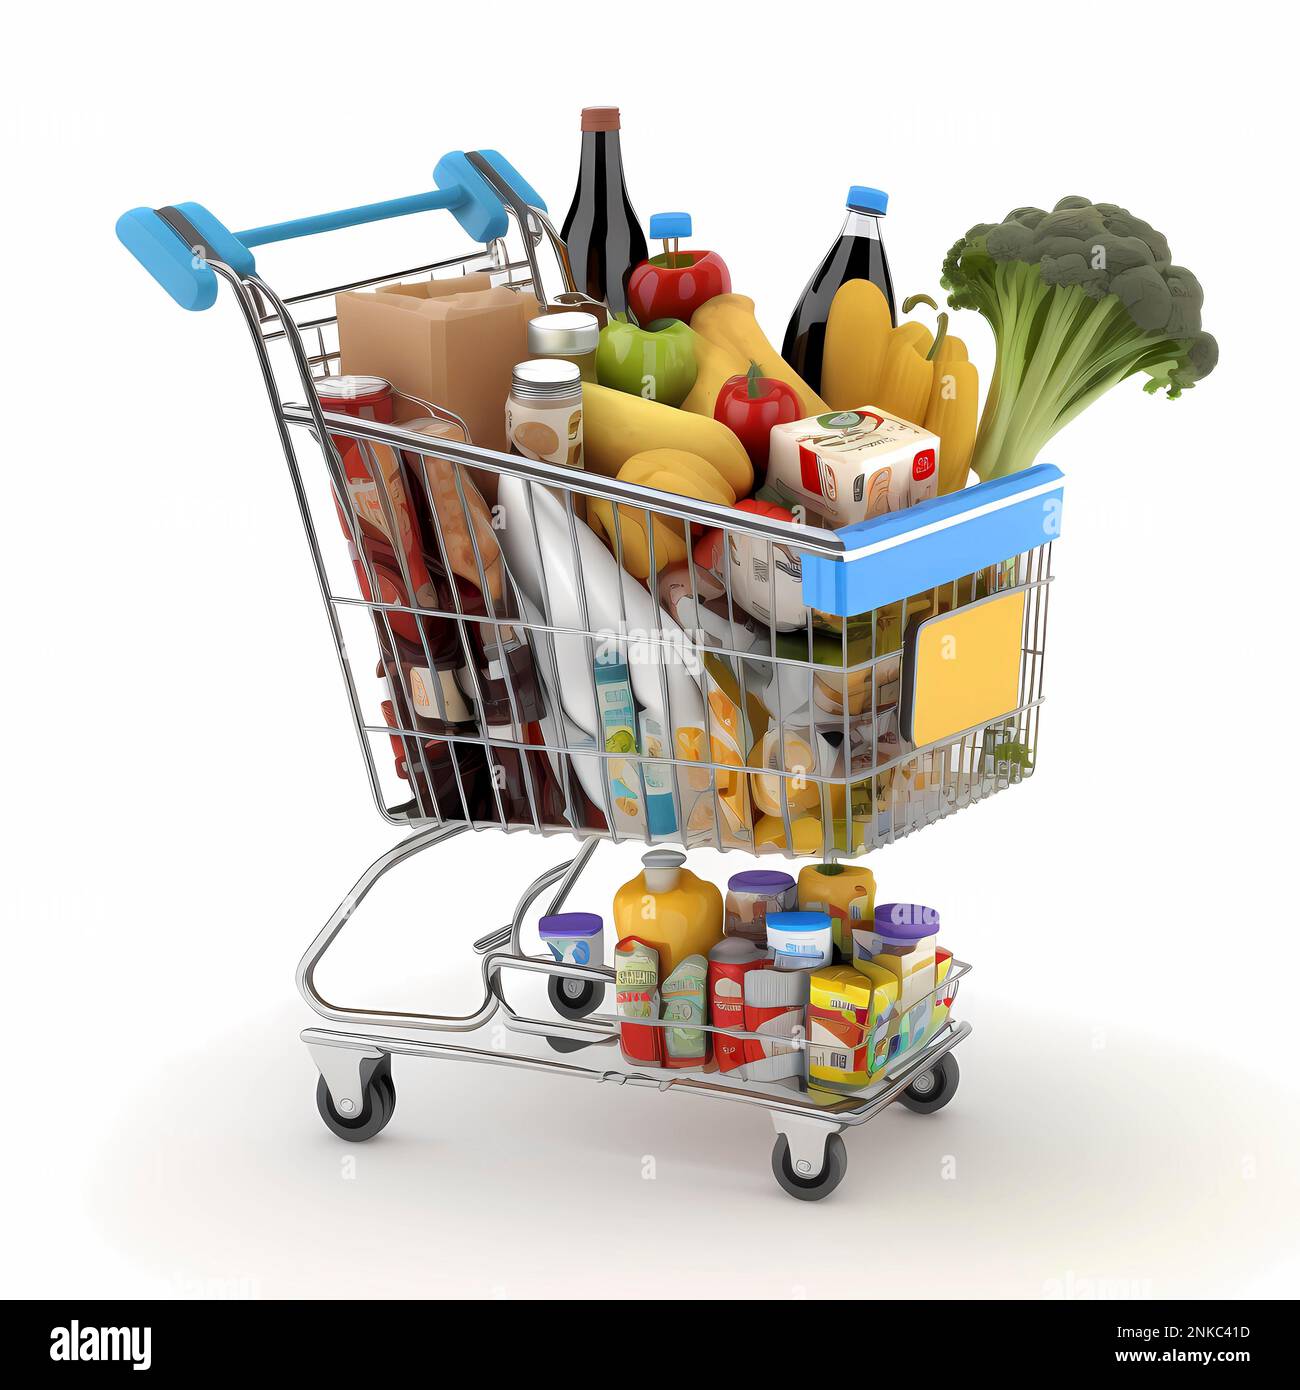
[713,364,803,482]
[627,249,731,327]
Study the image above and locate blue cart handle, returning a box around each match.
[116,149,545,312]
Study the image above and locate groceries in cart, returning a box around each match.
[117,122,1220,1200]
[254,108,1218,857]
[601,849,955,1091]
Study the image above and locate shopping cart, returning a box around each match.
[119,150,1062,1200]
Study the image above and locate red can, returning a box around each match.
[315,373,395,424]
[707,937,768,1073]
[317,375,436,608]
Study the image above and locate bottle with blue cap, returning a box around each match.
[782,185,896,396]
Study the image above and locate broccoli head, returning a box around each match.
[940,197,1216,479]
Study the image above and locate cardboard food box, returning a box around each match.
[337,273,538,458]
[766,406,939,529]
[808,964,898,1087]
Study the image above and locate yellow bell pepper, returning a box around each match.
[874,293,950,425]
[925,355,980,494]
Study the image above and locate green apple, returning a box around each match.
[596,316,698,407]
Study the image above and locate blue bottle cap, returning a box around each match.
[846,186,888,215]
[649,211,692,239]
[768,911,832,933]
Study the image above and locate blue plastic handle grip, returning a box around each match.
[236,189,461,248]
[117,149,547,311]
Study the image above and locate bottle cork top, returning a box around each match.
[581,106,621,132]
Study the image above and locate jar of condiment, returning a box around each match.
[506,359,584,469]
[527,311,601,382]
[725,869,796,946]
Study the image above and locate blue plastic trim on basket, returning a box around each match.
[800,464,1064,617]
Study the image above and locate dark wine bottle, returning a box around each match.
[782,186,896,395]
[561,107,648,318]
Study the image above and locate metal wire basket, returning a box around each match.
[118,151,1062,864]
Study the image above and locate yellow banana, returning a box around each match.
[588,450,734,579]
[680,332,749,417]
[821,279,893,411]
[690,294,827,417]
[582,381,753,497]
[617,448,736,504]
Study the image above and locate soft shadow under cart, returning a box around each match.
[118,151,1062,1200]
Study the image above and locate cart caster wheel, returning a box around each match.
[315,1060,396,1142]
[898,1052,959,1115]
[546,1034,591,1054]
[548,973,603,1021]
[771,1132,847,1202]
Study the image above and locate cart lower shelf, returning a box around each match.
[298,824,970,1202]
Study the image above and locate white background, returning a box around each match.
[2,0,1295,1299]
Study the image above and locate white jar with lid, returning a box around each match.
[506,359,584,469]
[527,311,601,382]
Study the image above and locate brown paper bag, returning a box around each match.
[338,273,538,458]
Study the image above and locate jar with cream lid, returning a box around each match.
[527,311,600,382]
[506,359,584,469]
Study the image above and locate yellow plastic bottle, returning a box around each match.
[614,850,723,980]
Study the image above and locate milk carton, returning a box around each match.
[766,407,939,528]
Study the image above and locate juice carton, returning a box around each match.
[852,960,902,1083]
[929,948,955,1034]
[766,407,939,529]
[809,964,899,1088]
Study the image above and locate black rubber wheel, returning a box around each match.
[548,973,603,1021]
[771,1132,848,1202]
[897,1052,960,1115]
[315,1058,396,1142]
[546,1033,592,1054]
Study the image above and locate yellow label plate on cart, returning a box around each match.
[901,590,1026,747]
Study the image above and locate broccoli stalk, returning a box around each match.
[941,199,1217,481]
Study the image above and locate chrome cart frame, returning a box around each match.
[119,150,1058,1200]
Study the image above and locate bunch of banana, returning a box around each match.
[582,381,753,497]
[820,280,979,494]
[689,294,827,417]
[588,448,736,579]
[679,332,749,417]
